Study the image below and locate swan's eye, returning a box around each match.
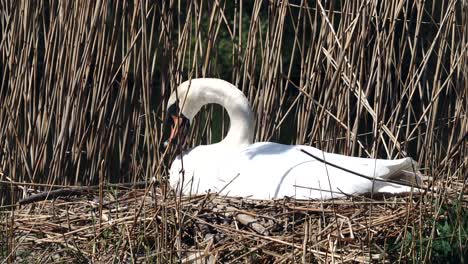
[165,114,174,127]
[167,99,181,116]
[165,100,180,127]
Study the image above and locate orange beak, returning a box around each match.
[164,114,190,148]
[168,115,183,143]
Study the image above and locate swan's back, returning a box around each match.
[169,142,420,199]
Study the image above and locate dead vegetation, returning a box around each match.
[1,0,467,263]
[5,186,465,263]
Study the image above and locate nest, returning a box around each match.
[4,181,460,263]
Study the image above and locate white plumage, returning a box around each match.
[166,78,421,199]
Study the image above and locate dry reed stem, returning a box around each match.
[3,188,462,263]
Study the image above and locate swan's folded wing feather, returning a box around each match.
[169,142,422,199]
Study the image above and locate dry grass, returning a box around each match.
[3,187,464,263]
[1,0,467,263]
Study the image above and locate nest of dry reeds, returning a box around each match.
[3,180,465,263]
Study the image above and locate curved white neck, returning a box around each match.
[175,78,255,149]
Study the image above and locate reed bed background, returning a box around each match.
[1,0,467,262]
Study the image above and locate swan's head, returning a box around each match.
[164,80,205,147]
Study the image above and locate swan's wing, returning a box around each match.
[236,143,421,199]
[298,145,420,181]
[235,143,373,199]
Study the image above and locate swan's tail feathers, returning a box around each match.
[384,158,422,187]
[382,157,416,174]
[375,159,423,194]
[388,169,423,185]
[376,183,422,193]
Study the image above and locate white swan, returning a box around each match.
[165,78,421,200]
